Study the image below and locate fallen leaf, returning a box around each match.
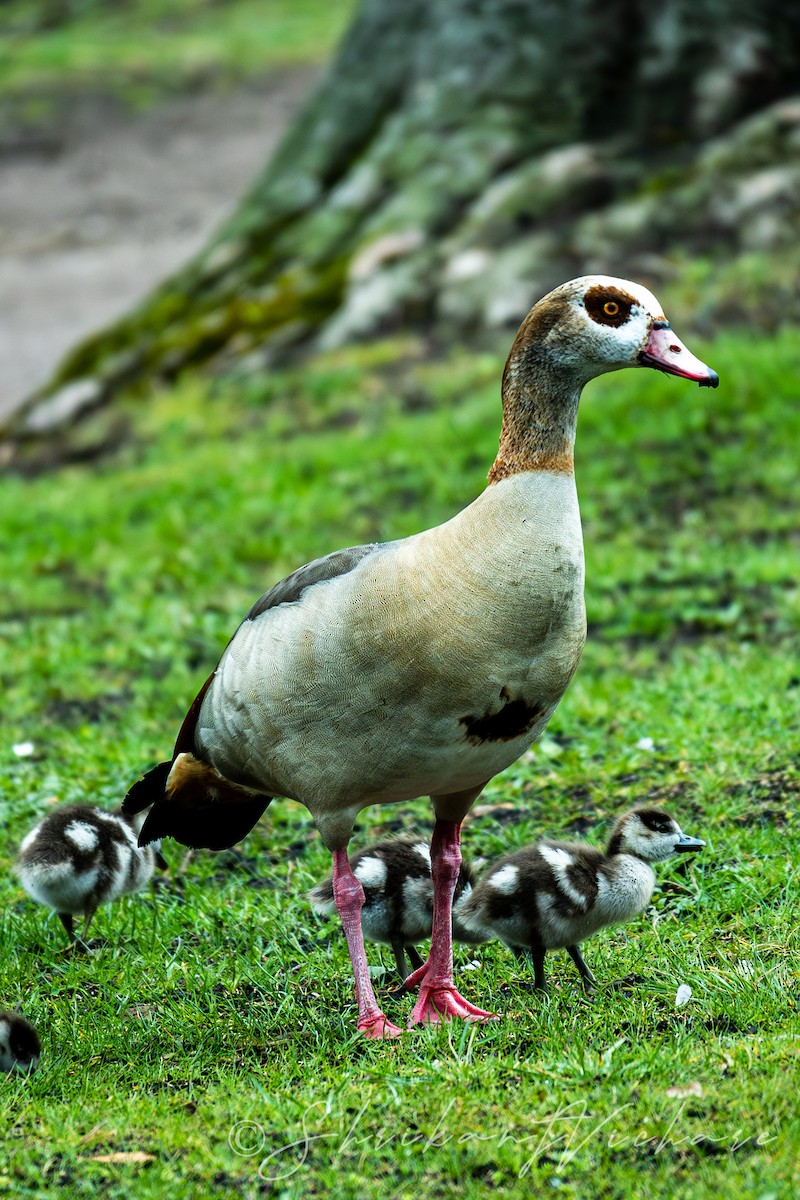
[126,1004,157,1020]
[666,1081,703,1099]
[77,1125,115,1146]
[468,802,520,819]
[90,1152,155,1165]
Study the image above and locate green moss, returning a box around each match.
[36,255,351,416]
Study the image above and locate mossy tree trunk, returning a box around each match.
[6,0,800,445]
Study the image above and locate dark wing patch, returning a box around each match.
[555,843,601,917]
[471,842,602,941]
[123,761,172,816]
[583,284,637,327]
[130,543,381,844]
[137,753,272,851]
[173,671,216,758]
[18,803,124,873]
[358,836,430,937]
[246,543,382,620]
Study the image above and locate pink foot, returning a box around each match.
[403,961,428,992]
[358,1012,403,1039]
[408,981,498,1027]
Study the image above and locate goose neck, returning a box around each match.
[488,360,581,483]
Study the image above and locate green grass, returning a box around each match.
[0,0,356,117]
[1,329,799,1198]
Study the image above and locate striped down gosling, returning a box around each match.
[16,803,166,946]
[456,807,705,994]
[308,835,482,982]
[0,1011,40,1074]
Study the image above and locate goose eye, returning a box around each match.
[584,284,635,326]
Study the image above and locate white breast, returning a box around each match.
[592,857,656,926]
[18,862,101,914]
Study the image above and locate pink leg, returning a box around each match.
[331,848,402,1039]
[406,820,497,1026]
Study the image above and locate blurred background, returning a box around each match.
[0,0,356,427]
[1,0,799,454]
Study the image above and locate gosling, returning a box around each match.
[0,1011,40,1074]
[16,803,166,946]
[456,807,705,994]
[309,834,483,982]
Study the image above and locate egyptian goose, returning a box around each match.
[308,834,483,982]
[16,803,166,946]
[0,1011,40,1073]
[456,807,705,993]
[124,275,718,1037]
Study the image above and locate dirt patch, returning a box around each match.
[0,69,318,422]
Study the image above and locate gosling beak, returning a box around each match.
[639,322,719,388]
[674,834,706,853]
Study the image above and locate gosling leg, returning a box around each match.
[566,944,598,995]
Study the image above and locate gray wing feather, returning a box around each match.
[246,543,383,621]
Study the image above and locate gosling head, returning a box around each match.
[0,1011,40,1074]
[510,275,719,388]
[608,806,706,863]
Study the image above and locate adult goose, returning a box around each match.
[125,275,718,1038]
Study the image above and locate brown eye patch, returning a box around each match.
[584,285,636,327]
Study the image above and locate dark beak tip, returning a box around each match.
[698,370,720,389]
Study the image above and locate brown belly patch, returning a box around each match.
[460,688,547,745]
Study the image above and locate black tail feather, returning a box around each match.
[123,761,172,816]
[125,753,272,850]
[138,793,272,851]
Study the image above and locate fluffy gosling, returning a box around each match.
[16,803,166,946]
[456,806,704,994]
[309,834,483,982]
[0,1011,40,1074]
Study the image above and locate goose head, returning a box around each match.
[609,806,706,863]
[508,275,719,388]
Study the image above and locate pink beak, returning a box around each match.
[639,323,719,388]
